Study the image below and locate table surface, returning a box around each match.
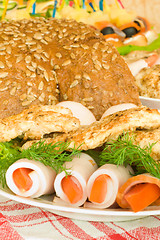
[0,195,160,240]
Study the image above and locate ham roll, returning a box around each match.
[54,153,98,207]
[6,158,56,198]
[128,59,148,76]
[116,173,160,212]
[85,164,133,209]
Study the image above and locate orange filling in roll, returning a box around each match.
[124,183,160,212]
[61,175,83,204]
[89,174,109,203]
[13,168,33,192]
[145,54,159,67]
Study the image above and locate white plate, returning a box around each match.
[1,97,160,222]
[0,187,160,222]
[140,96,160,110]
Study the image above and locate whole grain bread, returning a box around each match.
[0,17,141,120]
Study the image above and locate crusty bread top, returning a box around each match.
[0,17,141,120]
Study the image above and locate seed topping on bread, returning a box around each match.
[0,17,141,119]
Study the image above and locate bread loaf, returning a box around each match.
[0,17,141,120]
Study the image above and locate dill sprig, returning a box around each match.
[99,133,160,179]
[20,141,81,173]
[0,140,81,187]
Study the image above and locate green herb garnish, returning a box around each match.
[20,141,81,173]
[99,133,160,179]
[0,140,81,187]
[117,34,160,55]
[0,142,21,187]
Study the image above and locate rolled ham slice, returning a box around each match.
[85,164,133,209]
[155,57,160,65]
[6,158,56,198]
[128,59,148,76]
[128,54,160,77]
[54,153,98,207]
[116,173,160,212]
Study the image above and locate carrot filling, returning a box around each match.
[145,54,159,67]
[13,168,33,192]
[124,183,160,212]
[89,174,109,203]
[61,175,83,204]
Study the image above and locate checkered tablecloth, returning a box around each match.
[0,195,160,240]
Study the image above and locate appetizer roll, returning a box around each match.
[54,153,98,207]
[85,164,133,209]
[6,159,56,198]
[116,174,160,212]
[128,53,159,77]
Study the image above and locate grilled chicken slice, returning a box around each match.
[133,128,160,161]
[0,104,80,142]
[22,106,160,151]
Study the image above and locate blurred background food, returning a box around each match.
[1,0,159,32]
[107,0,160,33]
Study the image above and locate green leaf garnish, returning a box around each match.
[99,133,160,179]
[0,142,21,187]
[0,140,81,187]
[117,34,160,55]
[20,141,81,173]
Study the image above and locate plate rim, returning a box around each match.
[0,187,160,218]
[140,96,160,102]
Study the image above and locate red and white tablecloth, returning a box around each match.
[0,195,160,240]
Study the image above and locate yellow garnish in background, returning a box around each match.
[115,0,120,9]
[0,0,136,28]
[2,0,9,20]
[18,0,23,6]
[73,0,80,10]
[6,8,31,20]
[58,0,65,11]
[27,0,36,13]
[109,4,136,27]
[103,1,110,14]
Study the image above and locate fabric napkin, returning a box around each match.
[0,195,160,240]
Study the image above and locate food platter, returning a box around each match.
[1,99,160,222]
[0,186,160,222]
[140,96,160,110]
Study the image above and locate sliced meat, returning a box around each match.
[0,104,80,142]
[133,128,160,161]
[22,106,160,150]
